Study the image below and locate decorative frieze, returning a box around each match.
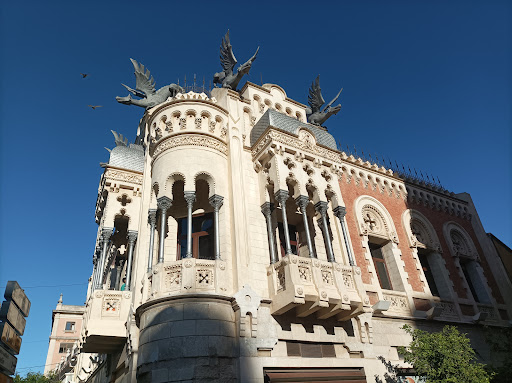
[104,168,143,185]
[153,133,228,159]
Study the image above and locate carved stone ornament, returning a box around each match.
[153,134,228,159]
[116,58,184,109]
[157,196,173,211]
[104,169,143,185]
[251,129,341,164]
[213,30,259,91]
[298,129,316,149]
[305,75,342,127]
[296,287,304,295]
[184,260,193,268]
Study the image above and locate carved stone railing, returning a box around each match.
[476,304,499,322]
[434,300,460,321]
[267,254,367,318]
[81,290,131,353]
[382,290,411,316]
[147,258,228,300]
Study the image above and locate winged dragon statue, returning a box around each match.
[305,75,342,127]
[116,58,184,109]
[213,30,259,90]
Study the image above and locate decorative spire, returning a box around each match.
[58,293,63,304]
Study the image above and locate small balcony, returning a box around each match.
[147,258,228,300]
[267,255,366,319]
[81,290,131,353]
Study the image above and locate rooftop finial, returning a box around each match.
[58,293,63,304]
[305,75,342,127]
[116,58,183,109]
[213,30,259,91]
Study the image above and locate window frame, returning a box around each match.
[176,212,214,260]
[64,321,75,332]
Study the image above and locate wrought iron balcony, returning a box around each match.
[267,255,367,319]
[146,258,228,301]
[81,290,131,353]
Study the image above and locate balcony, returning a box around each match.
[267,255,366,319]
[147,258,228,300]
[81,290,131,353]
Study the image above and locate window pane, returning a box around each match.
[179,238,187,259]
[375,261,392,290]
[199,235,214,260]
[179,218,188,235]
[418,254,440,297]
[461,261,480,302]
[65,322,75,331]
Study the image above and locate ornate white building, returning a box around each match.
[47,80,512,382]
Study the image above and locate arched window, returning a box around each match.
[177,212,214,259]
[445,224,491,304]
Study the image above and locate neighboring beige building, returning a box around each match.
[44,295,84,374]
[48,77,512,382]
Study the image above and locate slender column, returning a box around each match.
[92,243,101,289]
[333,206,356,266]
[209,195,224,260]
[315,202,335,262]
[147,209,157,272]
[125,231,138,291]
[184,192,196,258]
[157,197,172,263]
[275,190,293,256]
[96,228,113,289]
[295,195,315,258]
[261,202,278,264]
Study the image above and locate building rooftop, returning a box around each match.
[250,109,338,150]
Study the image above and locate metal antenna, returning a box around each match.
[184,75,187,88]
[260,73,263,86]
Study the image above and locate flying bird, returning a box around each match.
[80,73,89,78]
[88,105,103,110]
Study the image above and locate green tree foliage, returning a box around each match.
[398,325,492,383]
[13,372,59,383]
[484,326,512,383]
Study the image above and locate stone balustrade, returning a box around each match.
[81,290,132,353]
[267,254,366,318]
[147,258,228,301]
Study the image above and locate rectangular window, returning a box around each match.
[370,243,393,290]
[59,343,73,353]
[418,253,440,297]
[176,213,214,260]
[65,322,75,331]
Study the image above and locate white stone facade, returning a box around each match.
[50,82,512,382]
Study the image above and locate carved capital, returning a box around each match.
[314,201,329,217]
[274,189,289,205]
[184,191,196,207]
[101,227,114,241]
[209,194,224,211]
[127,230,138,245]
[157,196,172,212]
[148,209,157,226]
[295,195,310,212]
[260,202,274,217]
[333,206,347,220]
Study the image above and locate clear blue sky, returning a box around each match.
[1,0,510,375]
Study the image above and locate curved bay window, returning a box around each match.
[177,213,214,260]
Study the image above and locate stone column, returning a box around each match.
[96,228,113,289]
[184,192,196,258]
[157,197,172,263]
[261,202,278,264]
[209,195,224,260]
[91,244,101,289]
[315,202,334,262]
[125,231,138,291]
[147,209,157,272]
[333,206,356,266]
[275,190,293,256]
[295,195,315,258]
